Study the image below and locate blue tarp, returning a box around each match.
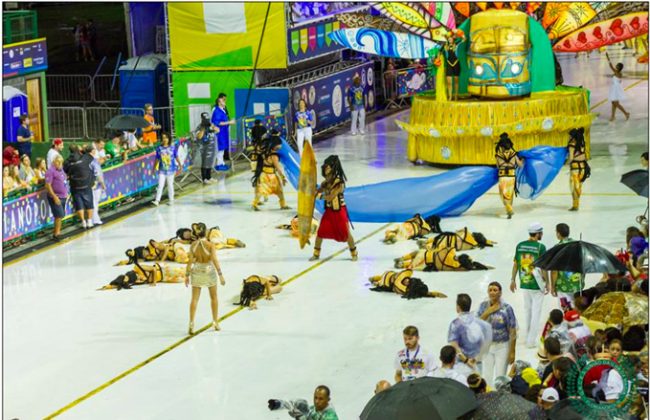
[277,139,568,222]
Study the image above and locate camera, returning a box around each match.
[267,399,309,418]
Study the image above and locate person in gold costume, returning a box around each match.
[251,134,290,211]
[310,155,357,261]
[99,262,186,290]
[495,133,523,219]
[566,128,590,211]
[383,214,441,244]
[417,228,496,251]
[234,275,283,310]
[394,246,491,272]
[369,269,447,299]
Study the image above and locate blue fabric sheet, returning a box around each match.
[277,139,567,222]
[516,146,568,200]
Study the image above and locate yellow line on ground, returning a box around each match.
[591,79,646,110]
[483,192,637,196]
[43,222,390,419]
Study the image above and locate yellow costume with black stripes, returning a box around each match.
[419,228,496,251]
[496,147,517,217]
[568,138,589,211]
[384,214,432,244]
[369,269,413,295]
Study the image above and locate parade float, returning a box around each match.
[330,2,649,165]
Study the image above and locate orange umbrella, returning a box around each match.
[493,2,504,9]
[454,2,471,17]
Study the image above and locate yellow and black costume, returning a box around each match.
[383,214,442,244]
[495,132,522,218]
[99,262,186,290]
[276,215,318,239]
[418,228,496,251]
[369,269,446,299]
[235,275,281,307]
[394,247,490,272]
[251,135,288,211]
[567,127,590,211]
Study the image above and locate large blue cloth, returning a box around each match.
[210,107,230,151]
[277,139,567,222]
[516,146,568,200]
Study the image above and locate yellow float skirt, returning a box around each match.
[396,87,596,165]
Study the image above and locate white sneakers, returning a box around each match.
[152,200,160,206]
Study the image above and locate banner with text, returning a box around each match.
[3,141,190,241]
[290,62,375,132]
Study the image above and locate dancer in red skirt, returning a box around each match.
[310,155,358,261]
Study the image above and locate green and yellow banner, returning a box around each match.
[168,2,287,70]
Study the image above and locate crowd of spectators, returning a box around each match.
[2,122,172,241]
[276,219,648,419]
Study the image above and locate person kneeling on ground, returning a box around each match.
[383,214,442,244]
[235,275,283,310]
[369,269,447,299]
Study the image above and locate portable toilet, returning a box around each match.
[119,54,169,110]
[3,86,28,143]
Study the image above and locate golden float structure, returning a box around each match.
[397,86,596,165]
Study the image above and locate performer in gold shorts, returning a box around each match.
[383,214,441,244]
[566,127,590,211]
[251,134,289,211]
[495,133,523,219]
[418,228,496,250]
[369,269,447,299]
[394,247,491,272]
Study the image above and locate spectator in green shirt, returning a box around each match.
[510,222,548,348]
[550,223,584,311]
[105,132,126,161]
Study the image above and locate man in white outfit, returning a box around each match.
[428,345,469,386]
[510,222,548,348]
[348,76,365,135]
[88,146,106,225]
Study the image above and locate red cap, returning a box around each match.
[53,138,63,146]
[564,310,580,322]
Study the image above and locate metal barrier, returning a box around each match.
[152,107,174,136]
[92,75,120,104]
[46,75,93,104]
[85,107,143,139]
[46,107,86,140]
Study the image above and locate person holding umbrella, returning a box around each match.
[550,223,583,311]
[510,222,548,349]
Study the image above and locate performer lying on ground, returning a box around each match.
[98,262,186,290]
[369,269,447,299]
[115,240,189,265]
[234,275,283,310]
[383,214,442,244]
[276,215,319,239]
[417,228,497,250]
[115,226,244,266]
[310,155,357,261]
[394,247,491,271]
[251,134,290,211]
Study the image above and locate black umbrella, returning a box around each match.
[533,240,626,274]
[468,391,537,420]
[105,114,149,131]
[360,377,477,420]
[620,169,649,198]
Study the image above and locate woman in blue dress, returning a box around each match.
[211,93,236,171]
